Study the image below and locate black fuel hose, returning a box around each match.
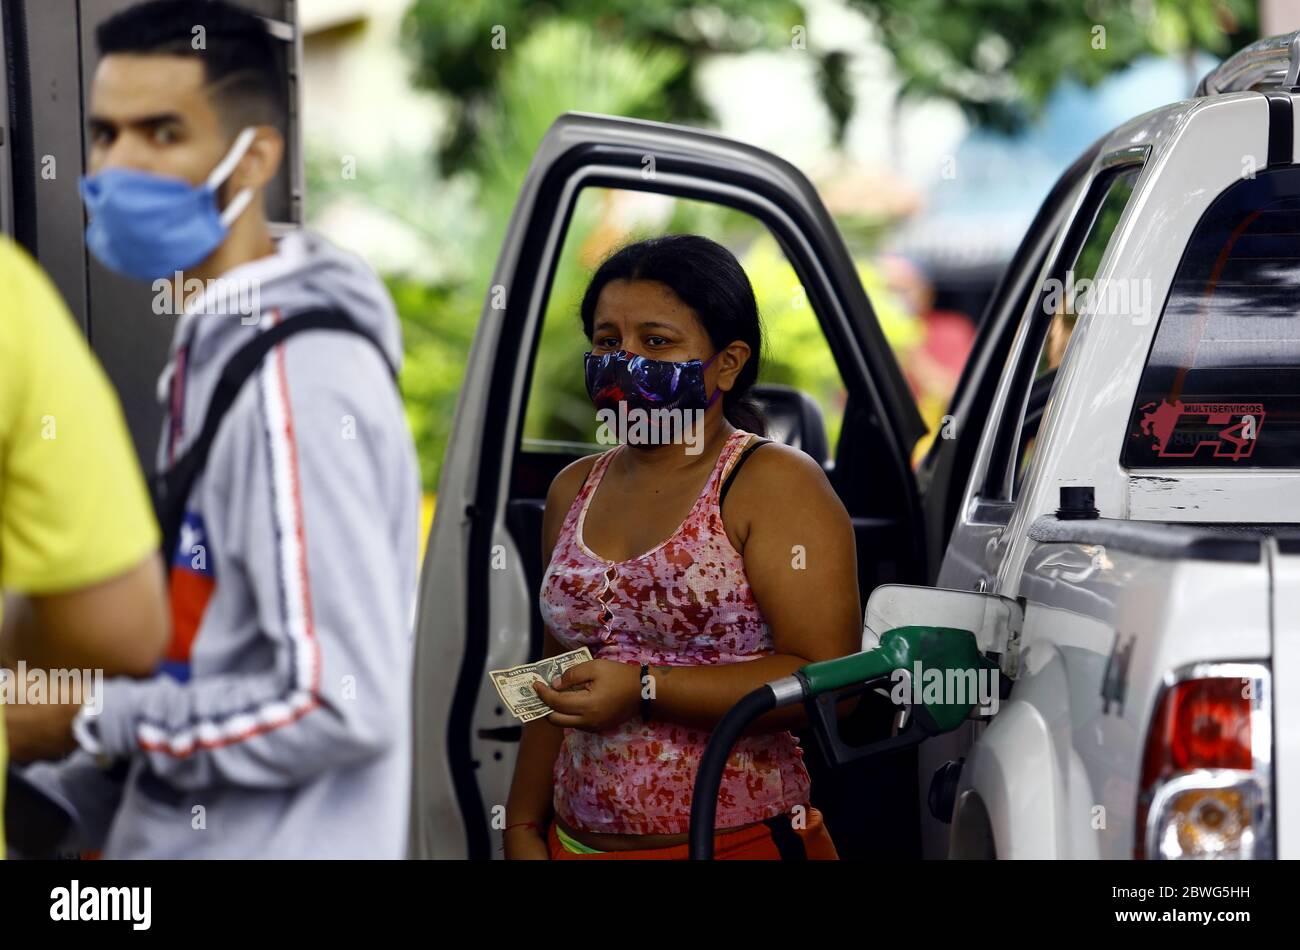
[688,684,778,860]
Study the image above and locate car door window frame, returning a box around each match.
[507,159,928,565]
[971,145,1149,521]
[922,139,1102,544]
[488,142,928,576]
[447,120,931,859]
[509,162,917,466]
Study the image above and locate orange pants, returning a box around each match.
[547,807,838,860]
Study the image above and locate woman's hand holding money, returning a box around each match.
[532,659,642,732]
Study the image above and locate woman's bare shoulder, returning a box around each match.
[724,438,844,524]
[548,453,603,502]
[733,438,832,493]
[541,452,606,558]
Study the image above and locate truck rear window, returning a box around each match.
[1123,166,1300,468]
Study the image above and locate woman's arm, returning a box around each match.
[539,442,861,733]
[503,455,598,859]
[503,632,568,859]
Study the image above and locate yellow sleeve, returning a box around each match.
[0,241,160,594]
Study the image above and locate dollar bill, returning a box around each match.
[488,647,593,723]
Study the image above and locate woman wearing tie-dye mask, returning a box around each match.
[504,234,861,860]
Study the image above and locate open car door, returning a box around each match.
[410,112,928,859]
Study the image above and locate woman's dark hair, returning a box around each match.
[579,234,767,435]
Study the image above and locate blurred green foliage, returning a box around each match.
[403,0,808,171]
[522,189,920,457]
[338,0,1260,490]
[386,277,480,495]
[849,0,1257,131]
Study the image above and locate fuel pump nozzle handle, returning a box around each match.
[688,625,995,859]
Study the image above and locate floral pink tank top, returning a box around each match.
[540,428,811,836]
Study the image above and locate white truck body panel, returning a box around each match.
[937,87,1295,860]
[1004,94,1272,585]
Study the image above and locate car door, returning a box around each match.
[409,112,929,859]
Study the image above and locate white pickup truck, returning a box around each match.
[903,30,1300,860]
[410,32,1300,861]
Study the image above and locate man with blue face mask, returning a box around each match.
[20,0,421,859]
[80,7,281,289]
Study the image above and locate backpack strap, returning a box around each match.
[719,437,774,507]
[151,308,396,562]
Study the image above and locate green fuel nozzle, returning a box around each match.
[689,625,999,859]
[798,625,997,734]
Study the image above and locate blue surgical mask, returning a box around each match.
[79,127,258,282]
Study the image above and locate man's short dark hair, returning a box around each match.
[96,0,285,133]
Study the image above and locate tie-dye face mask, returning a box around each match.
[584,349,722,415]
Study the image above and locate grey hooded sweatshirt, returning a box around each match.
[27,229,420,858]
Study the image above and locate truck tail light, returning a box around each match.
[1136,664,1272,859]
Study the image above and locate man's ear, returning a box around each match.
[232,126,284,192]
[712,340,753,394]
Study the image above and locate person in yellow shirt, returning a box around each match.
[0,238,168,856]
